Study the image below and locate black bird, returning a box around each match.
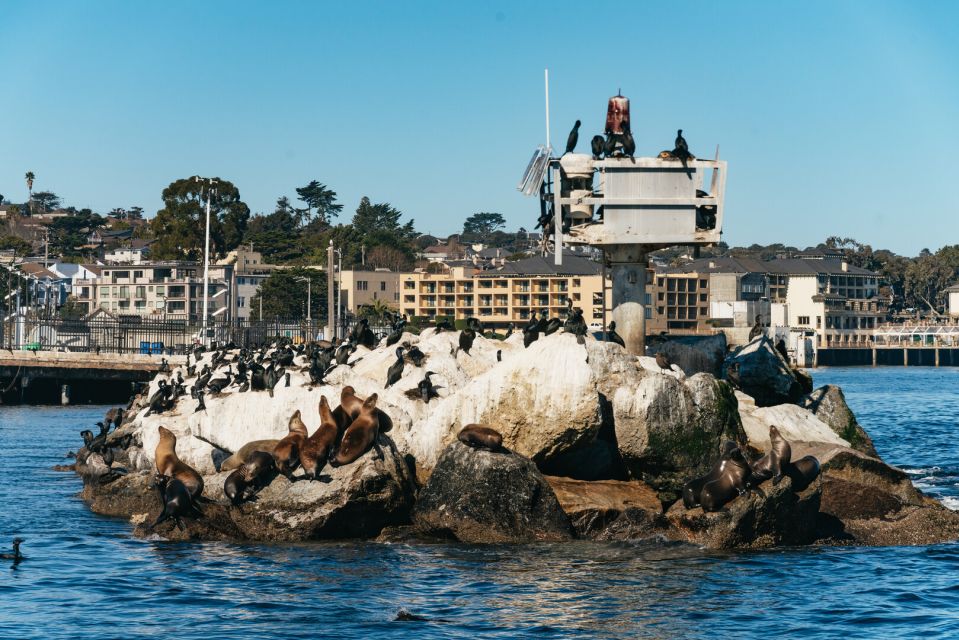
[607,321,625,348]
[563,300,588,344]
[591,135,605,160]
[195,389,206,413]
[285,372,291,387]
[94,345,101,356]
[673,129,691,176]
[385,347,405,388]
[0,538,24,562]
[458,318,480,356]
[434,318,453,332]
[749,316,764,341]
[622,122,635,159]
[564,119,581,155]
[523,316,539,348]
[534,309,549,334]
[404,344,427,367]
[159,358,170,373]
[496,349,502,362]
[544,314,562,336]
[405,371,440,403]
[206,372,232,396]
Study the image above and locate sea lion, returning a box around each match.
[682,440,740,509]
[220,439,281,472]
[750,425,792,485]
[273,410,309,478]
[154,426,204,501]
[785,455,821,491]
[151,473,203,530]
[225,450,277,505]
[699,447,755,513]
[332,386,365,437]
[331,394,381,467]
[457,424,504,452]
[299,396,339,480]
[223,469,249,506]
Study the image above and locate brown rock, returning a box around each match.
[799,385,877,457]
[545,476,666,539]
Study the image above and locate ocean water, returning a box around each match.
[0,367,958,639]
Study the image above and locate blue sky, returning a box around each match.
[1,1,956,255]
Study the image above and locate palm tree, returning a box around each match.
[24,171,34,216]
[360,298,393,327]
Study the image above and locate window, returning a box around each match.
[798,316,810,325]
[405,281,415,290]
[119,286,129,298]
[237,277,244,285]
[156,286,165,296]
[380,281,386,291]
[155,300,164,309]
[134,271,143,279]
[816,316,822,328]
[135,286,145,298]
[238,296,245,308]
[357,281,368,291]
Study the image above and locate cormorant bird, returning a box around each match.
[385,347,405,388]
[607,321,625,348]
[206,371,233,396]
[385,316,406,347]
[563,300,588,344]
[564,120,581,155]
[434,318,453,332]
[544,311,563,336]
[195,389,206,413]
[673,129,691,176]
[404,344,426,367]
[496,349,502,362]
[1,538,24,562]
[622,122,635,159]
[591,135,605,160]
[523,316,539,348]
[655,351,673,374]
[748,316,764,341]
[775,338,789,362]
[405,371,440,403]
[458,318,480,356]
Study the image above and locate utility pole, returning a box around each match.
[196,176,217,345]
[326,240,334,340]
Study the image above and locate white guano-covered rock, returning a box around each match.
[736,391,849,451]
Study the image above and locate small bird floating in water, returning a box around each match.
[0,538,25,563]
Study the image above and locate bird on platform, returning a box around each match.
[749,316,764,341]
[564,120,581,155]
[591,135,605,160]
[655,351,673,374]
[385,346,405,388]
[673,129,692,177]
[0,538,25,563]
[622,122,635,159]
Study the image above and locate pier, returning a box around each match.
[0,351,184,404]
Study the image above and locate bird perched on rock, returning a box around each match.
[458,317,480,356]
[0,538,25,563]
[404,343,427,368]
[606,321,625,348]
[523,316,539,348]
[655,351,673,374]
[194,389,206,413]
[591,135,605,160]
[564,120,581,155]
[563,300,588,344]
[385,346,405,388]
[405,371,441,403]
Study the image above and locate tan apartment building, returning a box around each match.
[74,262,233,321]
[647,269,711,333]
[398,254,606,329]
[339,269,401,313]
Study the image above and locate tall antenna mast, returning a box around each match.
[544,69,551,151]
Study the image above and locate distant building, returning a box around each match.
[945,284,959,318]
[218,246,277,320]
[104,239,153,264]
[18,262,70,309]
[399,253,606,328]
[339,269,401,314]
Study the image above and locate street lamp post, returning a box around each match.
[295,276,312,324]
[195,176,217,345]
[333,248,342,339]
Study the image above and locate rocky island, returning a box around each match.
[75,330,959,549]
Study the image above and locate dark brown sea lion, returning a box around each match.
[151,473,203,531]
[331,394,381,467]
[784,455,821,491]
[699,447,755,513]
[224,450,277,505]
[223,469,249,506]
[457,425,504,452]
[300,396,339,480]
[750,425,792,485]
[682,440,740,509]
[154,426,204,501]
[273,410,308,478]
[332,386,365,437]
[220,439,281,472]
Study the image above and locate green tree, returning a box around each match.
[127,206,144,220]
[295,180,343,226]
[58,295,85,320]
[49,209,106,257]
[249,267,328,320]
[242,197,303,263]
[463,212,506,238]
[0,234,32,255]
[150,177,250,260]
[31,191,61,212]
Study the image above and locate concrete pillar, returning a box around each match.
[935,348,940,367]
[608,246,648,356]
[872,348,877,367]
[903,348,908,366]
[61,384,70,405]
